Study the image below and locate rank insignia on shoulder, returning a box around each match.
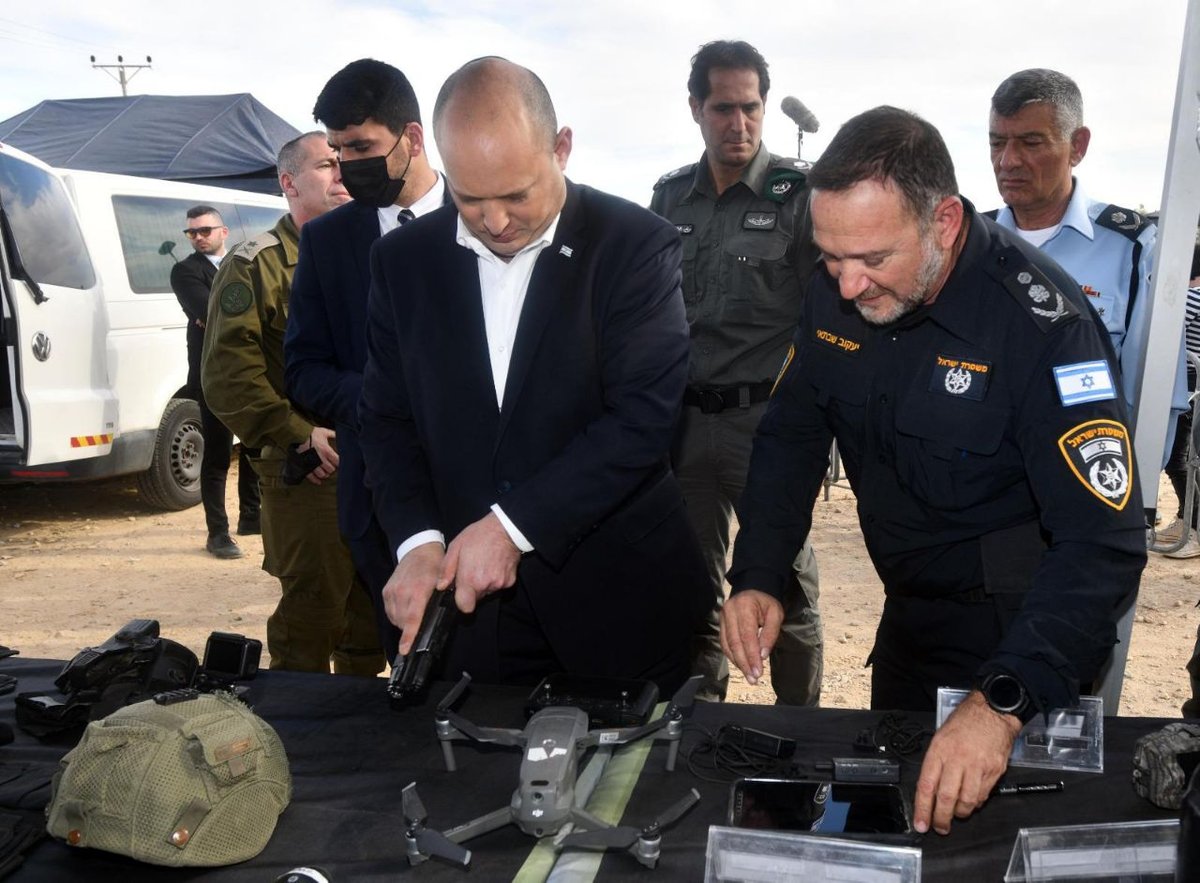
[1053,360,1116,406]
[1095,204,1149,240]
[1058,418,1133,510]
[1002,263,1078,331]
[230,231,279,262]
[929,354,991,401]
[743,211,777,230]
[654,164,694,190]
[219,281,254,316]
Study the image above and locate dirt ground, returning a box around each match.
[0,465,1196,718]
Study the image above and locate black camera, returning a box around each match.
[199,632,262,685]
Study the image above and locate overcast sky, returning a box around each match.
[0,1,1189,211]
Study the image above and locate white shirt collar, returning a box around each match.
[454,212,561,264]
[377,173,446,235]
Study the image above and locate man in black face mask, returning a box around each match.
[285,59,449,664]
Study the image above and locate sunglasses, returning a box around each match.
[183,226,224,238]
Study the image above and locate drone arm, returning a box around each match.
[443,805,514,843]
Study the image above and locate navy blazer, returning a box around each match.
[284,200,383,539]
[359,182,708,683]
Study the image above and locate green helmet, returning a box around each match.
[45,691,291,866]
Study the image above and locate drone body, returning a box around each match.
[402,674,702,870]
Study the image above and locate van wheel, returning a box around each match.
[136,398,203,510]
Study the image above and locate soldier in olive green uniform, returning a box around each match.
[201,132,383,676]
[650,41,822,704]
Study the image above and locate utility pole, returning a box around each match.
[89,55,152,96]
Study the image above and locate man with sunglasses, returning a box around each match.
[170,205,260,560]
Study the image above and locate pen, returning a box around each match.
[996,781,1064,795]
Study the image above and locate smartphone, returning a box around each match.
[728,778,912,835]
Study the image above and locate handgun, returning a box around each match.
[387,589,457,702]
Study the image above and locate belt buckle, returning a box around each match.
[698,389,726,414]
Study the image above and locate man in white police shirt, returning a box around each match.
[987,68,1188,465]
[721,106,1146,836]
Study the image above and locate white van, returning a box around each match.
[0,142,285,508]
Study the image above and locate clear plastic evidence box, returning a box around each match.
[704,826,921,883]
[936,687,1104,773]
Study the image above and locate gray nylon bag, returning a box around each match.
[45,691,291,866]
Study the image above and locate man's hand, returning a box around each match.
[913,689,1022,834]
[719,589,784,685]
[439,512,521,614]
[384,543,445,655]
[297,427,338,485]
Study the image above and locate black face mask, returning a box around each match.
[339,134,411,208]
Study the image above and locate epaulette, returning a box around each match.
[763,157,808,204]
[998,250,1080,333]
[1094,204,1151,242]
[654,164,695,191]
[229,230,280,262]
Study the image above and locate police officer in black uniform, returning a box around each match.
[721,106,1146,836]
[650,40,823,705]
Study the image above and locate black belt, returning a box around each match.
[683,381,773,414]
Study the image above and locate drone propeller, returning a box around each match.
[402,782,472,867]
[560,788,700,850]
[436,672,473,713]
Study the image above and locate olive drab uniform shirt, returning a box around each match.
[201,214,314,461]
[729,203,1147,715]
[649,146,818,387]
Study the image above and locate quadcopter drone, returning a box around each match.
[401,673,703,870]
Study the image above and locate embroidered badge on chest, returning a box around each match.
[676,224,694,235]
[1058,418,1133,510]
[928,354,990,401]
[743,212,777,231]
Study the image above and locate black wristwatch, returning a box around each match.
[980,671,1029,719]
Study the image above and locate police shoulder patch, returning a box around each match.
[219,281,254,316]
[654,164,695,191]
[1001,260,1079,332]
[230,230,280,262]
[763,166,807,204]
[1094,204,1151,242]
[1058,418,1133,510]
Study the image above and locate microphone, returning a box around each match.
[780,96,820,134]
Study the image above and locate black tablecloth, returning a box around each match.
[0,657,1178,881]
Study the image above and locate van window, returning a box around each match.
[112,196,285,294]
[0,152,96,289]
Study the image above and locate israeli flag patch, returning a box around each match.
[1053,360,1116,406]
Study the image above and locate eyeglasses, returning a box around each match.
[183,226,223,238]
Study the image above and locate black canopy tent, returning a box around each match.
[0,93,301,194]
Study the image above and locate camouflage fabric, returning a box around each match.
[45,691,290,866]
[1132,721,1200,810]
